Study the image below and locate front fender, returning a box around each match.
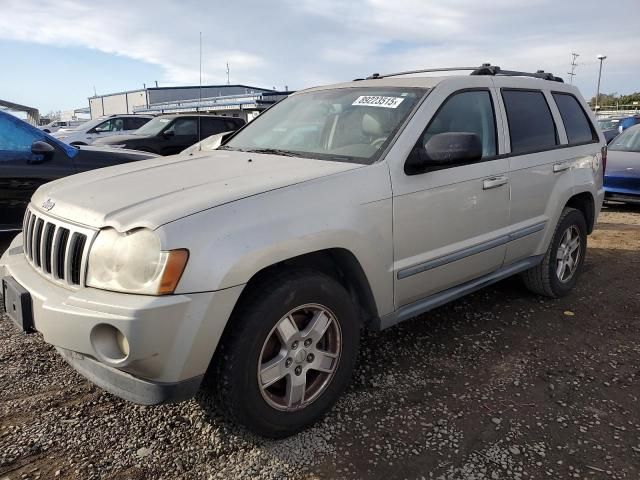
[158,162,396,317]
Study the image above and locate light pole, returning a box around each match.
[595,54,607,111]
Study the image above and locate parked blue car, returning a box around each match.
[604,124,640,204]
[598,115,640,144]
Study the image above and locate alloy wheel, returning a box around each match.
[257,304,342,411]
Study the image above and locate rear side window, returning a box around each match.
[502,90,557,154]
[552,93,596,144]
[201,118,226,137]
[125,117,151,130]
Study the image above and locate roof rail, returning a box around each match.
[356,63,564,83]
[358,66,480,81]
[471,63,564,83]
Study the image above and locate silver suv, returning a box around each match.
[1,65,606,437]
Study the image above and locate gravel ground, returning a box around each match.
[1,205,639,480]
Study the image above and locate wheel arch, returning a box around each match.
[233,248,379,328]
[566,191,596,234]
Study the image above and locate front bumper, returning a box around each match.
[1,233,244,404]
[56,347,202,404]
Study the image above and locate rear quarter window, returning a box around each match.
[552,93,597,144]
[502,90,558,154]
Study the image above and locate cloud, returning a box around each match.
[0,0,638,98]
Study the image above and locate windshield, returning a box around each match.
[608,125,640,152]
[135,117,172,136]
[598,118,620,130]
[223,87,426,163]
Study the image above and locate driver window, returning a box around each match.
[0,116,43,152]
[94,119,114,133]
[420,90,497,158]
[113,118,125,131]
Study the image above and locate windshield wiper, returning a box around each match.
[244,148,302,157]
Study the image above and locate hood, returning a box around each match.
[93,134,146,145]
[605,150,640,177]
[31,151,363,231]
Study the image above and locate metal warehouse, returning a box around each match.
[89,84,290,122]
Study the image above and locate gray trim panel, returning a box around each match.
[397,221,546,280]
[378,255,544,330]
[56,347,203,405]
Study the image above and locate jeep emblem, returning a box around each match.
[41,198,55,211]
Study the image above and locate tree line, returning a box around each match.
[589,92,640,107]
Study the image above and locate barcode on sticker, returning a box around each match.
[352,96,404,108]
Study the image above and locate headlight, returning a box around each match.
[86,228,188,295]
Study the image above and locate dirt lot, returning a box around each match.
[1,206,639,480]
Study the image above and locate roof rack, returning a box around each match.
[359,67,480,81]
[357,63,564,83]
[471,64,564,83]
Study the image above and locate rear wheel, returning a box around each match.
[205,269,360,438]
[522,207,587,297]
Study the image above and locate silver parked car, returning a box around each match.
[51,114,154,146]
[1,65,605,437]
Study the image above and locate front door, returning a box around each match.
[160,117,199,155]
[0,116,74,230]
[389,80,511,308]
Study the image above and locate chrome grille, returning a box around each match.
[22,207,96,288]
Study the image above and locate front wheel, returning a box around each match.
[522,207,587,297]
[205,269,360,438]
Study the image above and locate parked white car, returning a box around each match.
[39,119,86,134]
[51,114,154,145]
[1,65,605,438]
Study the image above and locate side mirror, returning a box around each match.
[29,141,55,164]
[163,130,175,138]
[423,132,483,165]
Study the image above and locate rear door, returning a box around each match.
[494,81,600,264]
[0,116,74,230]
[389,78,511,307]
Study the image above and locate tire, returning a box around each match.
[205,268,360,438]
[522,207,587,298]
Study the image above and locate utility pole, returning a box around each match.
[226,62,230,85]
[567,52,579,84]
[595,54,607,111]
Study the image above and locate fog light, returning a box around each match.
[90,324,130,363]
[116,330,130,357]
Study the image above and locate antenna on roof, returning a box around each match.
[567,52,579,84]
[226,62,230,85]
[198,32,202,150]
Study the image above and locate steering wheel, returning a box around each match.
[371,137,388,149]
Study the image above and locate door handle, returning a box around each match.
[553,162,571,173]
[482,176,508,190]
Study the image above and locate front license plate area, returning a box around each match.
[1,277,35,333]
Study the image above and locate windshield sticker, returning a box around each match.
[352,96,404,108]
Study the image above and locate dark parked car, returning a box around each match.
[93,114,245,155]
[0,111,158,232]
[604,124,640,204]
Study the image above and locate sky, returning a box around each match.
[1,0,639,114]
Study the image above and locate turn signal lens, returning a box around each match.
[158,249,189,295]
